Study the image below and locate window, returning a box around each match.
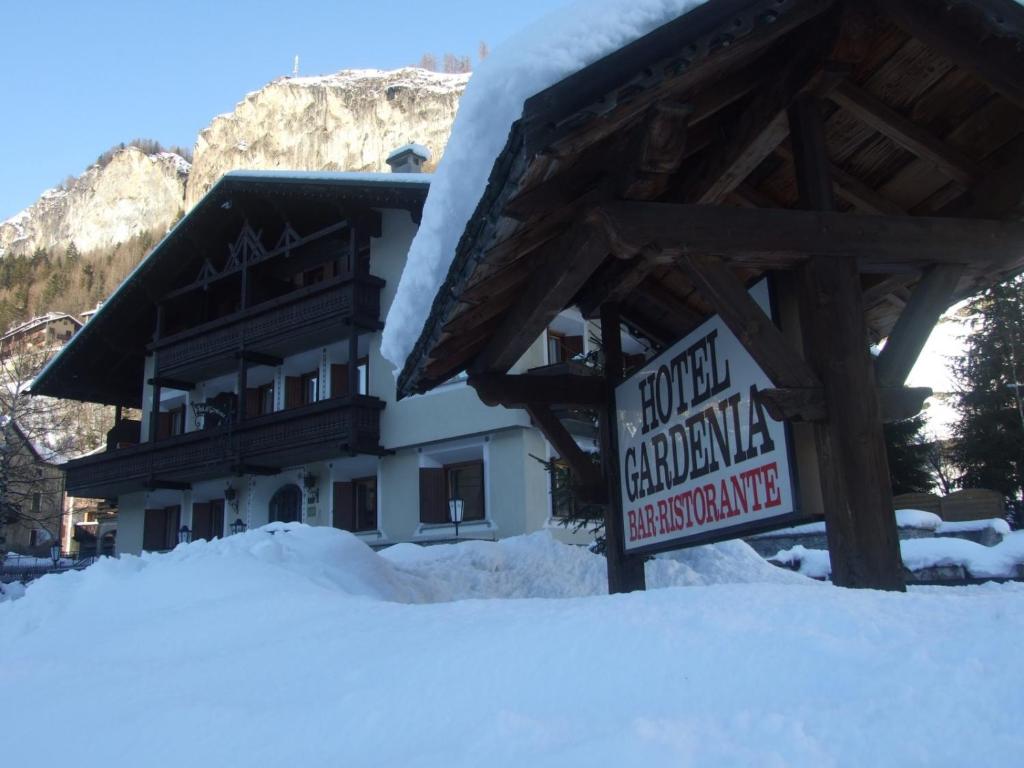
[357,358,369,395]
[547,330,584,364]
[301,371,319,404]
[31,493,40,516]
[258,382,275,415]
[333,478,377,533]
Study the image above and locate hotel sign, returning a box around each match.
[615,279,802,554]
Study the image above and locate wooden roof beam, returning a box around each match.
[878,0,1024,110]
[776,143,906,216]
[468,217,613,375]
[827,80,983,187]
[677,253,821,390]
[675,20,844,205]
[525,403,605,504]
[469,373,606,409]
[589,201,1024,266]
[875,263,965,388]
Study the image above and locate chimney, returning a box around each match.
[385,143,431,173]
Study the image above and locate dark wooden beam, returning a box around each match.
[954,138,1024,219]
[630,277,705,333]
[235,350,283,367]
[776,143,906,216]
[469,218,611,375]
[757,385,932,423]
[576,256,658,319]
[145,479,191,492]
[789,93,905,591]
[588,201,1024,266]
[230,464,280,476]
[675,24,842,205]
[147,377,195,391]
[677,254,821,390]
[469,373,606,408]
[878,0,1024,110]
[827,80,983,187]
[598,303,646,593]
[875,264,965,388]
[525,403,605,504]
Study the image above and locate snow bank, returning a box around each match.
[773,531,1024,580]
[381,0,708,371]
[3,524,1023,767]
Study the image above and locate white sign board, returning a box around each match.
[615,278,800,553]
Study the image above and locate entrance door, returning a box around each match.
[269,484,303,523]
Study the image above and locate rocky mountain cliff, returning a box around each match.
[0,148,189,258]
[187,68,467,208]
[0,67,466,264]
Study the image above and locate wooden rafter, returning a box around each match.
[827,80,983,186]
[879,0,1024,110]
[525,403,605,504]
[469,373,605,408]
[674,21,842,205]
[775,143,906,215]
[677,254,821,390]
[469,218,612,375]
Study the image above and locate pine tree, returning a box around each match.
[950,275,1024,499]
[883,413,935,494]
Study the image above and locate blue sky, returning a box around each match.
[0,0,568,221]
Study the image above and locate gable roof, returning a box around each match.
[395,0,1024,398]
[32,171,430,406]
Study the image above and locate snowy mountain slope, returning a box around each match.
[2,525,1022,767]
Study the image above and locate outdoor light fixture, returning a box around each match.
[224,485,239,515]
[178,525,192,544]
[230,518,247,535]
[448,496,465,538]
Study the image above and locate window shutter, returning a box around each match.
[192,502,212,541]
[164,506,181,550]
[331,364,349,398]
[563,335,584,358]
[210,499,225,539]
[285,376,302,409]
[419,468,447,524]
[245,388,259,419]
[143,508,165,551]
[332,482,354,531]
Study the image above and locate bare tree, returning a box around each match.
[418,52,438,72]
[478,40,490,62]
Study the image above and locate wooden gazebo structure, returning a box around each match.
[397,0,1024,591]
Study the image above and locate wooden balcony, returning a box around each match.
[152,274,383,381]
[64,395,385,499]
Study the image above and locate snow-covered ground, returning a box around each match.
[3,524,1023,766]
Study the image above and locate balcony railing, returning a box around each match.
[64,395,385,499]
[152,274,383,380]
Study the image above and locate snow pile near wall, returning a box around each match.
[382,532,807,600]
[3,524,1024,766]
[773,531,1024,580]
[381,0,708,371]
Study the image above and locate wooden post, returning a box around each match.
[599,303,646,593]
[789,95,905,591]
[348,328,359,397]
[237,354,248,422]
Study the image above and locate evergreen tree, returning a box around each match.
[950,275,1024,499]
[883,413,935,494]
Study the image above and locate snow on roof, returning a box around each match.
[386,143,432,162]
[222,169,431,187]
[380,0,709,372]
[2,312,81,340]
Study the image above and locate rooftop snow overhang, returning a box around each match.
[32,172,430,407]
[396,0,1024,399]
